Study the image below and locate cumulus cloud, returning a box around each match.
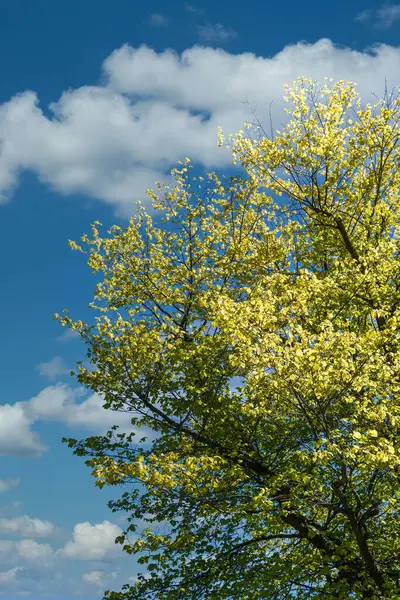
[15,539,53,563]
[197,23,237,43]
[0,402,47,457]
[0,478,20,493]
[0,538,53,565]
[0,520,123,570]
[0,566,24,582]
[0,382,141,457]
[36,356,69,380]
[27,383,135,431]
[82,567,120,588]
[59,520,122,560]
[0,520,122,570]
[0,40,399,215]
[0,515,54,538]
[82,570,104,585]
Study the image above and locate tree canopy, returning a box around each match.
[57,78,400,599]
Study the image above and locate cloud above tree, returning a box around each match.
[0,39,399,215]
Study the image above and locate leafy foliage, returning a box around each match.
[57,78,400,598]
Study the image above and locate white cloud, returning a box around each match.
[36,356,69,380]
[0,40,399,215]
[56,329,80,343]
[27,384,86,421]
[0,567,24,582]
[104,41,398,116]
[27,383,135,431]
[82,570,104,585]
[82,567,120,587]
[0,538,53,566]
[197,23,237,43]
[0,478,20,493]
[60,391,126,430]
[0,403,47,457]
[59,520,122,560]
[0,515,54,538]
[0,382,142,458]
[148,13,170,27]
[16,539,53,563]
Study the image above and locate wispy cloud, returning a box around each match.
[36,356,69,380]
[82,570,104,585]
[0,566,24,582]
[355,3,400,28]
[354,8,372,23]
[82,567,120,588]
[185,3,204,15]
[197,22,237,43]
[56,328,80,343]
[148,13,170,27]
[378,3,400,26]
[0,478,20,494]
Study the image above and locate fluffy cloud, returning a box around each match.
[0,538,53,565]
[82,570,104,585]
[0,515,54,538]
[0,402,47,457]
[15,539,53,563]
[36,356,69,380]
[27,383,135,431]
[27,384,85,421]
[0,478,20,493]
[0,40,399,214]
[1,382,140,457]
[59,520,122,560]
[0,519,123,567]
[104,41,399,117]
[82,568,120,586]
[0,567,24,582]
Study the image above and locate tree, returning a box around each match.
[57,78,400,599]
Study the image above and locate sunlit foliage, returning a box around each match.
[57,78,400,598]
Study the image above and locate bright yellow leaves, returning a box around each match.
[58,78,400,599]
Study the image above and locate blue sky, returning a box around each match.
[1,0,400,597]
